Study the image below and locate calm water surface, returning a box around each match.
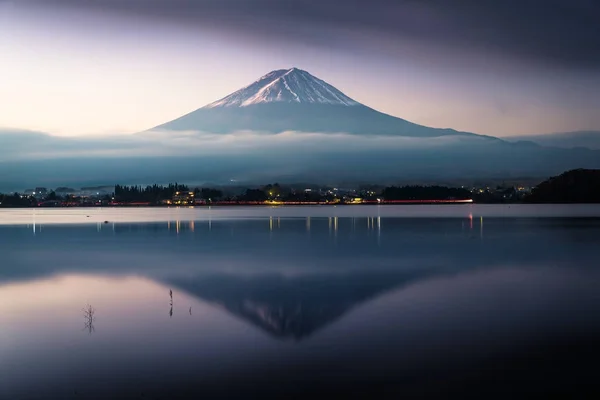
[1,206,600,399]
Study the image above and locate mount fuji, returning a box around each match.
[3,68,600,190]
[153,67,486,138]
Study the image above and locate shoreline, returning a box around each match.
[6,200,600,208]
[5,199,480,208]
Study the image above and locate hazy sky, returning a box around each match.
[1,0,599,137]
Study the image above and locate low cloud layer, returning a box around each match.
[0,129,482,161]
[2,128,599,192]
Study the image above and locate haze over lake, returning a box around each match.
[2,206,600,399]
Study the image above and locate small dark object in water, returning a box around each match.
[86,215,90,218]
[104,221,109,224]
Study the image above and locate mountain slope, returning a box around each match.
[510,131,600,150]
[152,68,489,138]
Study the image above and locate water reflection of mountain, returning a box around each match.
[167,269,433,340]
[3,217,600,341]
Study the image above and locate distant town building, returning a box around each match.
[172,191,195,205]
[30,187,48,199]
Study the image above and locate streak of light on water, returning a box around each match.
[1,204,600,226]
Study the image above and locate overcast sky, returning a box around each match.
[1,0,599,137]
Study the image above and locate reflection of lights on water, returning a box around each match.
[190,220,195,233]
[269,216,273,231]
[332,216,338,239]
[366,217,377,231]
[306,216,311,231]
[469,213,473,229]
[480,216,483,238]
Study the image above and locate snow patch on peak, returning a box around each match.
[203,68,359,108]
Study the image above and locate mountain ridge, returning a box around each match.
[510,131,600,150]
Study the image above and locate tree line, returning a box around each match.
[0,193,37,207]
[113,184,225,203]
[0,183,477,206]
[114,183,189,203]
[3,169,599,206]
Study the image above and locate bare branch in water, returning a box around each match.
[82,304,96,334]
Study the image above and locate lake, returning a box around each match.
[1,205,600,399]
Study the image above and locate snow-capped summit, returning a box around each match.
[203,67,359,108]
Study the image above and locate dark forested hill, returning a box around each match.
[525,169,600,203]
